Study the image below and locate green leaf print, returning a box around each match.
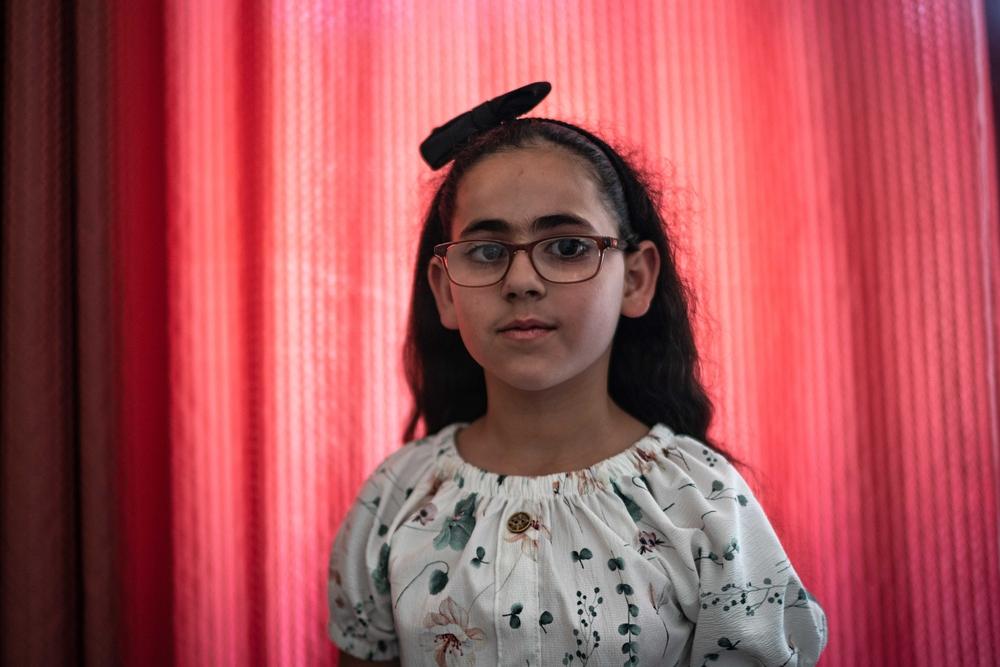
[611,481,643,522]
[571,547,593,568]
[394,560,449,608]
[794,587,816,606]
[433,492,478,551]
[610,550,641,664]
[471,545,490,568]
[701,448,720,467]
[371,543,390,595]
[568,587,603,662]
[699,577,791,616]
[539,610,553,633]
[503,602,523,628]
[429,569,449,594]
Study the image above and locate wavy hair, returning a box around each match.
[401,118,749,474]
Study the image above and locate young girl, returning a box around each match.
[327,82,828,666]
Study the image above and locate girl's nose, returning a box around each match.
[502,249,546,299]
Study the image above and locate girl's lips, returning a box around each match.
[499,327,555,341]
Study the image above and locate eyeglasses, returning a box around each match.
[432,234,629,287]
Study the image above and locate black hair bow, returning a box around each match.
[419,81,552,170]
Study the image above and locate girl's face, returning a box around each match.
[427,144,658,395]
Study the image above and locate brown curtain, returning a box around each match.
[3,2,123,665]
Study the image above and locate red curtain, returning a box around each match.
[3,1,999,666]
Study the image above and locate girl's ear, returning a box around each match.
[427,256,460,330]
[620,240,660,318]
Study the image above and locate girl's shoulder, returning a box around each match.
[332,424,462,547]
[373,422,459,474]
[352,422,463,499]
[641,426,758,509]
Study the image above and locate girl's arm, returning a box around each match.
[338,650,400,667]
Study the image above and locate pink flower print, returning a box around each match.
[633,447,659,474]
[569,469,607,495]
[427,471,447,496]
[412,501,438,525]
[503,515,552,561]
[661,443,691,471]
[634,529,667,555]
[411,473,448,514]
[552,479,561,495]
[419,597,487,666]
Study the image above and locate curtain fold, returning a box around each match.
[109,1,175,665]
[2,1,79,664]
[75,2,122,666]
[2,1,999,666]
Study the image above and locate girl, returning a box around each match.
[328,82,828,666]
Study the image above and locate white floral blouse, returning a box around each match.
[327,422,828,666]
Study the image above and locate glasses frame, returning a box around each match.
[432,234,630,287]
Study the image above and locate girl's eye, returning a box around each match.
[463,242,507,263]
[544,237,592,260]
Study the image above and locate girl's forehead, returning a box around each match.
[451,146,616,237]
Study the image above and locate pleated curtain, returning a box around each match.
[2,1,998,665]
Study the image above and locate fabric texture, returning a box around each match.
[327,422,828,666]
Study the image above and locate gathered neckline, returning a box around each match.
[431,421,677,498]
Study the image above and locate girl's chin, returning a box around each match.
[484,369,574,394]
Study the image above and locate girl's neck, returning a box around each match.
[455,389,651,477]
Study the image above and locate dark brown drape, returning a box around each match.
[3,2,122,665]
[4,1,80,664]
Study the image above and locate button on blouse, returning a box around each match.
[506,511,532,534]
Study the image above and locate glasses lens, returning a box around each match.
[444,237,602,286]
[532,236,601,282]
[445,241,510,286]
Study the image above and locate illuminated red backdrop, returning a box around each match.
[116,1,1000,665]
[4,1,998,666]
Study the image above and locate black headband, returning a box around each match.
[419,81,552,170]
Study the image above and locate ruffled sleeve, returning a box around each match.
[667,434,829,666]
[327,441,435,661]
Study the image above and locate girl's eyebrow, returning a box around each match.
[458,213,597,238]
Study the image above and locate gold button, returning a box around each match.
[507,511,531,533]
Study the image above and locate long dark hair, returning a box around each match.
[401,118,750,474]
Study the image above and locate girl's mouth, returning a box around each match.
[499,327,555,341]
